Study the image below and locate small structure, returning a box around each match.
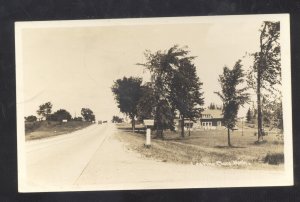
[62,119,68,123]
[143,119,154,147]
[198,109,223,130]
[176,109,224,131]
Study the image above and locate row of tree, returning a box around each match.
[25,102,96,123]
[112,21,282,145]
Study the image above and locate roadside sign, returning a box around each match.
[144,119,154,126]
[146,128,151,147]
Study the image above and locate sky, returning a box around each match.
[19,18,263,121]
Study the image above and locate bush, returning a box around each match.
[25,121,41,133]
[264,152,284,165]
[73,117,83,121]
[25,115,37,122]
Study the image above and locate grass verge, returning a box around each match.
[115,124,284,170]
[25,121,93,141]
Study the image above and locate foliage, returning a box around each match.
[215,60,249,146]
[262,94,283,131]
[264,152,284,165]
[208,103,222,110]
[208,103,216,110]
[170,56,204,137]
[247,21,281,91]
[137,83,156,120]
[138,45,187,134]
[81,108,95,122]
[25,115,37,122]
[138,45,204,137]
[48,109,72,122]
[36,102,52,120]
[246,108,252,123]
[73,116,83,121]
[112,115,123,123]
[111,77,143,131]
[247,21,281,141]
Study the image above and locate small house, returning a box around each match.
[198,109,223,130]
[175,109,224,131]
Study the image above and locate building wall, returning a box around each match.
[175,118,224,131]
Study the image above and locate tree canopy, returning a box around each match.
[247,21,281,141]
[81,108,95,122]
[48,109,72,122]
[138,45,204,137]
[215,60,249,146]
[112,115,123,123]
[111,77,143,131]
[36,102,52,120]
[25,115,37,122]
[170,56,204,137]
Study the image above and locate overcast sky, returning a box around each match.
[19,18,263,121]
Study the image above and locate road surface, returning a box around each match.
[20,123,291,192]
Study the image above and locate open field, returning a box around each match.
[116,123,284,170]
[25,121,93,141]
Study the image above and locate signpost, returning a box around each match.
[143,119,154,148]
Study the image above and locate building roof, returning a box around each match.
[202,109,223,119]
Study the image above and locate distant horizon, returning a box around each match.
[18,17,272,121]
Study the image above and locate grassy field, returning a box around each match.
[25,121,93,141]
[115,123,284,170]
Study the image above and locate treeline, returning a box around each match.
[24,102,96,123]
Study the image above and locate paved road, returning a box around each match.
[20,123,291,192]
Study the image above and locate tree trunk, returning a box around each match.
[257,54,263,142]
[188,120,191,136]
[181,115,185,138]
[131,118,135,133]
[227,127,232,147]
[256,25,266,143]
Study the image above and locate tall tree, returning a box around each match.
[138,45,203,138]
[138,45,185,136]
[170,57,204,137]
[215,60,249,147]
[37,102,52,120]
[247,21,281,142]
[111,77,143,132]
[81,108,95,122]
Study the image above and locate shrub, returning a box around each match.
[25,121,41,133]
[25,115,37,122]
[264,152,284,165]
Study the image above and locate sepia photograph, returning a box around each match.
[15,14,293,192]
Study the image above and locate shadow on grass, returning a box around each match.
[214,145,246,149]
